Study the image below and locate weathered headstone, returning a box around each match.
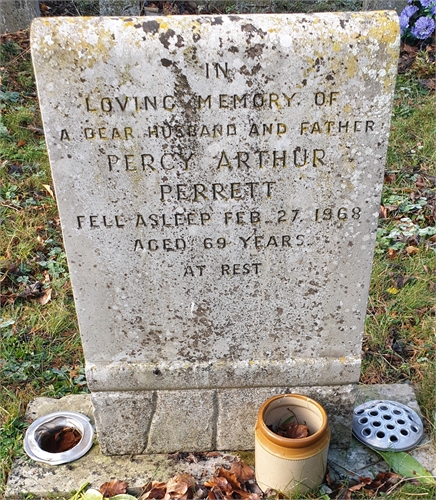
[1,0,40,34]
[31,12,399,454]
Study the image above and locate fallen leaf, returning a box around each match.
[99,480,128,497]
[387,249,397,259]
[365,471,402,491]
[42,184,55,198]
[387,287,400,295]
[375,450,436,485]
[166,473,195,497]
[217,467,241,490]
[379,206,388,218]
[384,173,397,184]
[204,476,232,493]
[37,288,52,305]
[82,489,103,500]
[406,246,419,255]
[19,281,43,298]
[337,488,352,499]
[282,423,309,439]
[139,481,167,500]
[17,139,26,147]
[229,461,255,482]
[419,79,435,91]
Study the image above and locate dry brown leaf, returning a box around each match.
[229,461,255,482]
[379,205,388,218]
[140,481,167,500]
[419,79,435,91]
[283,423,309,439]
[99,479,128,497]
[217,467,241,490]
[207,491,224,500]
[19,281,43,298]
[406,246,419,255]
[204,476,231,493]
[384,173,397,184]
[337,488,352,500]
[366,472,402,491]
[37,288,52,305]
[403,44,419,56]
[42,184,55,198]
[387,248,397,259]
[17,139,26,147]
[166,473,195,497]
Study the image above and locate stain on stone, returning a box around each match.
[142,20,159,35]
[340,19,349,30]
[192,32,200,43]
[245,43,264,59]
[161,58,172,67]
[175,35,184,48]
[241,23,267,39]
[211,17,223,25]
[159,29,175,49]
[228,46,238,53]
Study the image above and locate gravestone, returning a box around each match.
[1,0,40,34]
[31,12,399,454]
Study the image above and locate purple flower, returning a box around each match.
[400,5,419,32]
[420,0,433,7]
[411,16,436,38]
[432,6,436,14]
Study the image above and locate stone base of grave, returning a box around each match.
[5,384,435,499]
[91,385,356,454]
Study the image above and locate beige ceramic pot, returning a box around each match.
[255,394,330,496]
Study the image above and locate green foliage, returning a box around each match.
[400,1,436,44]
[375,450,435,486]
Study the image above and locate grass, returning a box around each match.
[0,22,435,500]
[361,51,436,439]
[0,34,87,491]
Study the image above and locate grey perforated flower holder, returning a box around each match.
[352,400,423,451]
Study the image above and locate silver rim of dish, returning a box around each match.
[24,411,94,465]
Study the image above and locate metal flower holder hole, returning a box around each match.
[24,411,94,465]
